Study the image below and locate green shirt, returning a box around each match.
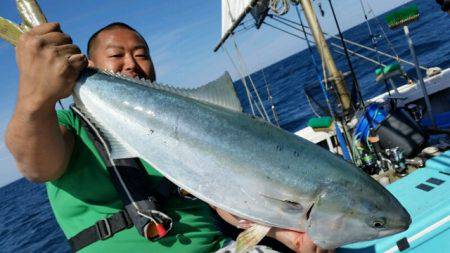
[46,109,227,252]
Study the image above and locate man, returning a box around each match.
[6,22,330,253]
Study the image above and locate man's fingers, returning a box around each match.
[316,248,334,253]
[27,22,61,35]
[67,54,88,72]
[40,32,72,46]
[236,219,254,229]
[55,44,81,56]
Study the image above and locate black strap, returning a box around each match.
[69,211,133,252]
[68,105,174,250]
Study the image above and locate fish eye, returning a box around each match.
[371,218,386,228]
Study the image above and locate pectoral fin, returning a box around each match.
[236,224,271,253]
[260,194,304,213]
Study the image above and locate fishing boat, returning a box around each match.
[1,0,448,251]
[214,0,450,252]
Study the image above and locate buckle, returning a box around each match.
[95,218,112,240]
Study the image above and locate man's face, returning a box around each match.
[88,27,156,81]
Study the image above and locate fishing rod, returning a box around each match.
[328,0,393,169]
[294,5,352,160]
[327,0,364,109]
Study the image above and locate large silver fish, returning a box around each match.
[73,68,411,251]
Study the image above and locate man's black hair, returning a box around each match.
[87,22,149,58]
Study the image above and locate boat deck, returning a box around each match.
[338,150,450,252]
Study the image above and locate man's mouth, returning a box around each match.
[122,71,148,80]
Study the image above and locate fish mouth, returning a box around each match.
[378,227,406,237]
[377,219,411,238]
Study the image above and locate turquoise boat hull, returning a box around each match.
[338,150,450,252]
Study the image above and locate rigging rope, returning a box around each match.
[231,36,272,122]
[222,45,256,116]
[332,45,386,67]
[223,0,270,120]
[260,66,281,126]
[269,14,428,71]
[264,19,387,69]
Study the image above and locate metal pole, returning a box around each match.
[403,26,436,127]
[299,0,351,114]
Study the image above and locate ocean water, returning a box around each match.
[0,0,448,252]
[233,0,450,131]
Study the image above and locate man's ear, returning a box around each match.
[88,59,95,68]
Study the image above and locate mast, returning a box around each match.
[299,0,351,114]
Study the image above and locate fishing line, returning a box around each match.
[359,0,392,98]
[327,0,365,110]
[363,0,400,60]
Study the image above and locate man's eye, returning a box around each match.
[109,54,123,58]
[135,54,148,59]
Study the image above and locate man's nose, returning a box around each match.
[122,54,138,76]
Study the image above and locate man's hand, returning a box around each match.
[214,207,333,253]
[16,22,87,110]
[6,22,83,182]
[268,228,334,253]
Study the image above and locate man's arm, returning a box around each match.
[5,23,87,183]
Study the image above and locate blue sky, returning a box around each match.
[0,0,409,186]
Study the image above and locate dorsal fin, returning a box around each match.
[191,72,243,112]
[96,69,243,112]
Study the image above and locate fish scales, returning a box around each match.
[76,70,314,227]
[73,69,411,249]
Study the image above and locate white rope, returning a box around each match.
[299,24,428,71]
[332,43,387,67]
[223,0,257,116]
[231,36,271,122]
[222,45,256,116]
[261,67,280,126]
